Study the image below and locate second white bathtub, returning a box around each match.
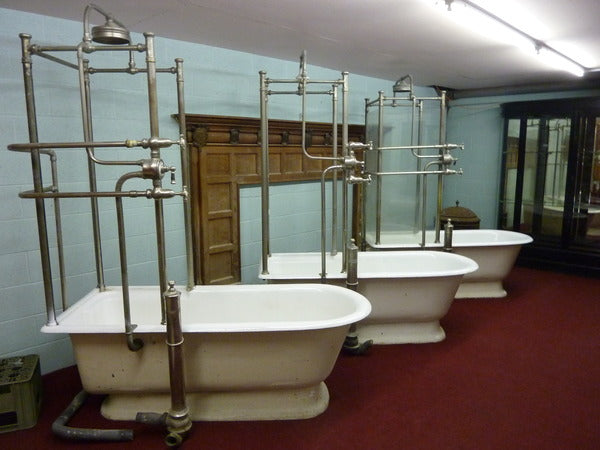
[261,251,478,344]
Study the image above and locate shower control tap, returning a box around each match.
[145,187,179,199]
[141,158,177,181]
[139,137,178,149]
[347,174,372,185]
[441,152,456,166]
[347,141,373,152]
[168,167,177,184]
[342,153,364,170]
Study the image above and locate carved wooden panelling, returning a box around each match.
[183,114,364,285]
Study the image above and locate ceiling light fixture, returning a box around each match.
[433,0,587,77]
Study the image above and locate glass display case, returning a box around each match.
[501,97,600,275]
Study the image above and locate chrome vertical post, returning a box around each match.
[421,173,428,248]
[435,90,447,243]
[175,58,195,290]
[145,33,168,323]
[331,84,338,256]
[48,153,68,311]
[341,72,349,270]
[375,90,384,245]
[77,49,105,290]
[259,70,270,274]
[19,33,57,326]
[415,99,424,234]
[361,97,369,251]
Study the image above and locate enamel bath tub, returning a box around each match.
[365,229,533,298]
[41,284,371,421]
[260,251,478,344]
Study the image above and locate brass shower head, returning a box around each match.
[91,18,131,45]
[83,3,131,45]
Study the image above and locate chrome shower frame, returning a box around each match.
[363,78,463,248]
[9,7,193,443]
[259,51,370,280]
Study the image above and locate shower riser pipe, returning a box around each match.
[115,172,146,352]
[78,50,105,291]
[321,165,344,280]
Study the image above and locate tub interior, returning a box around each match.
[42,284,371,334]
[263,250,478,280]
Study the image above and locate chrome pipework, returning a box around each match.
[10,5,193,443]
[175,58,195,290]
[259,52,370,279]
[19,33,57,327]
[341,240,372,355]
[259,70,270,274]
[9,146,69,311]
[78,48,104,291]
[363,78,463,248]
[259,52,352,276]
[163,282,192,447]
[443,219,454,252]
[320,152,370,280]
[115,171,145,352]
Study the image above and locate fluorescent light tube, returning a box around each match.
[536,46,585,77]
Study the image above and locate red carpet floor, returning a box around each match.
[1,266,599,449]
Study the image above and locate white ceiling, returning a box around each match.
[1,0,599,92]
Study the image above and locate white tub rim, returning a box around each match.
[41,284,371,335]
[260,250,478,280]
[364,229,533,249]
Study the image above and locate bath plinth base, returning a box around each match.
[455,281,507,299]
[356,321,446,344]
[100,382,329,422]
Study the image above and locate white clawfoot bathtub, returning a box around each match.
[365,229,533,298]
[260,251,478,344]
[41,284,371,421]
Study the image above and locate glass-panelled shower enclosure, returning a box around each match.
[500,97,600,275]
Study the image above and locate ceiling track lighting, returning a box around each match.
[439,0,587,77]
